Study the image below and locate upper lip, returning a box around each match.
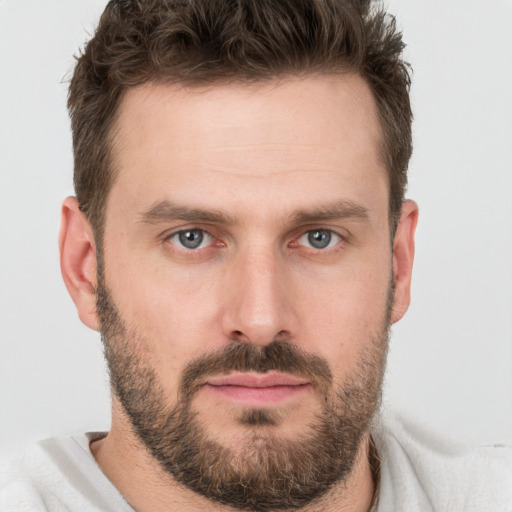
[205,372,310,388]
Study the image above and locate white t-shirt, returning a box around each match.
[1,413,511,511]
[371,413,512,511]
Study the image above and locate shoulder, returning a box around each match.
[0,439,65,510]
[372,411,512,512]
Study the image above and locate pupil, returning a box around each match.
[308,230,331,249]
[179,230,203,249]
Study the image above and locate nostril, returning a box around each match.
[230,330,252,344]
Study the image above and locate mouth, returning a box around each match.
[203,372,312,407]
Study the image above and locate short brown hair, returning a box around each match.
[68,0,412,241]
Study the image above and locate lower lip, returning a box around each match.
[204,383,311,407]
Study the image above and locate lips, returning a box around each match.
[204,372,311,406]
[206,373,309,388]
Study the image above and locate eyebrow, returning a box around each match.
[139,199,369,227]
[289,200,370,224]
[139,200,237,225]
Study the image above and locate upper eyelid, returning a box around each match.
[162,226,215,240]
[299,228,343,238]
[292,225,349,241]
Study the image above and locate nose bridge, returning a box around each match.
[223,242,292,345]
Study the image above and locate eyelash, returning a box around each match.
[164,227,345,253]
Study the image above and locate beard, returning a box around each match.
[96,271,390,511]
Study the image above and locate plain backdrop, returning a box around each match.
[0,0,511,451]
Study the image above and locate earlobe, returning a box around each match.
[59,197,100,331]
[391,200,419,324]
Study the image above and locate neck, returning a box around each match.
[91,401,376,512]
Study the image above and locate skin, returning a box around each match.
[59,74,418,511]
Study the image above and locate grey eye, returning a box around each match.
[176,229,206,249]
[297,229,340,250]
[307,230,332,249]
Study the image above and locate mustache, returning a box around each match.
[179,340,332,399]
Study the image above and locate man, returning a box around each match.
[1,0,511,510]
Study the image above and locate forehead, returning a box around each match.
[108,75,387,222]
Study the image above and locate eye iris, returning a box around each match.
[308,230,331,249]
[178,230,203,249]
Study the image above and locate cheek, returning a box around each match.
[107,257,231,382]
[292,261,391,373]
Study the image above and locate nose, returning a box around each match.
[221,245,297,346]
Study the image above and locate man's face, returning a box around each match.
[97,75,397,509]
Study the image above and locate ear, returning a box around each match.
[59,197,99,331]
[391,200,419,324]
